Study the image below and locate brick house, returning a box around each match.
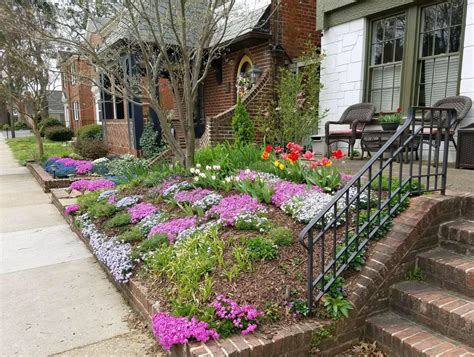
[316,0,473,161]
[59,52,99,133]
[62,0,319,156]
[173,0,320,147]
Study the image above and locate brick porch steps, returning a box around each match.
[417,247,474,297]
[366,312,474,356]
[439,220,474,255]
[390,281,474,347]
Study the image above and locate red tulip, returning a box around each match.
[265,144,273,153]
[396,107,401,113]
[332,149,344,159]
[275,145,283,154]
[303,151,314,160]
[287,151,299,162]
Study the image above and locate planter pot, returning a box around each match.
[381,122,400,131]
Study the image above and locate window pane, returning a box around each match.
[436,3,450,29]
[418,84,428,106]
[394,64,402,87]
[432,82,447,103]
[371,90,382,110]
[395,16,406,38]
[451,0,464,25]
[434,29,448,55]
[393,88,401,110]
[395,38,404,61]
[373,20,384,42]
[372,44,383,65]
[422,6,436,32]
[449,26,461,53]
[382,66,395,89]
[446,81,457,96]
[385,17,396,39]
[447,55,459,81]
[383,40,394,63]
[421,33,434,57]
[433,57,449,83]
[381,89,394,111]
[372,67,383,89]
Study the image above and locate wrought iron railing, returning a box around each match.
[299,106,456,313]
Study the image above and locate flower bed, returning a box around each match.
[64,143,401,351]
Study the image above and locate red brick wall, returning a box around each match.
[104,120,137,155]
[202,42,273,119]
[61,58,97,133]
[276,0,320,59]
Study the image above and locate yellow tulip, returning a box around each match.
[274,160,279,167]
[279,163,285,170]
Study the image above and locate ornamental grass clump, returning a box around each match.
[151,313,219,350]
[207,194,265,226]
[148,216,197,243]
[128,202,157,223]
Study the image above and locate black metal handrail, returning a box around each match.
[299,106,456,313]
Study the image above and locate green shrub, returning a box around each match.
[2,124,10,131]
[269,227,294,247]
[14,121,28,130]
[73,138,108,159]
[231,97,254,146]
[88,202,117,218]
[77,124,102,140]
[44,126,73,141]
[40,118,63,136]
[246,236,278,261]
[139,122,163,159]
[118,226,144,242]
[77,192,101,210]
[104,213,131,229]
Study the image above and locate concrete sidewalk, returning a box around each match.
[0,136,156,356]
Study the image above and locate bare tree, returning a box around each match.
[0,1,58,158]
[52,0,273,167]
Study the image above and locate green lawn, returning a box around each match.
[6,136,73,165]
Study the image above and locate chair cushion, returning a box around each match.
[329,129,362,136]
[422,128,454,135]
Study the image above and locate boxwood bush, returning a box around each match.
[77,124,102,140]
[44,126,73,142]
[73,138,108,160]
[40,118,64,136]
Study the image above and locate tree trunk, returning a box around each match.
[32,126,44,159]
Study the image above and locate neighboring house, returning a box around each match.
[317,0,473,160]
[59,52,99,132]
[197,0,319,146]
[47,90,66,123]
[79,0,319,155]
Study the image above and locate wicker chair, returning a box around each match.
[422,95,472,151]
[325,103,376,159]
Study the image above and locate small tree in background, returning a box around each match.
[232,96,254,146]
[274,45,326,145]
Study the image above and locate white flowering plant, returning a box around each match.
[234,212,272,233]
[190,164,225,190]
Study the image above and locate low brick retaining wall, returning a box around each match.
[27,163,73,193]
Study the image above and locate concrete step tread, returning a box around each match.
[366,312,474,356]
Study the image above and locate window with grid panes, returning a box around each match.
[417,0,464,106]
[368,14,406,112]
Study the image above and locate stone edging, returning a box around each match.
[27,163,72,193]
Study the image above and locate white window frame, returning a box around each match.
[72,101,79,121]
[71,63,77,85]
